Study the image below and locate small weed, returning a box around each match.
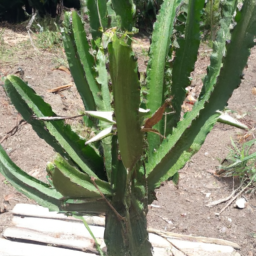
[3,179,10,185]
[32,16,63,51]
[52,54,68,67]
[218,137,256,187]
[141,48,149,57]
[0,29,17,65]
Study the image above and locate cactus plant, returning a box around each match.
[1,0,256,255]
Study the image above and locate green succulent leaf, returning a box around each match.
[4,75,105,180]
[72,11,104,110]
[61,198,108,215]
[147,0,256,191]
[108,35,143,170]
[217,111,248,130]
[111,0,136,31]
[85,126,113,145]
[85,111,115,124]
[95,48,113,180]
[47,155,112,198]
[146,0,180,155]
[62,12,96,111]
[87,0,108,40]
[95,48,112,111]
[167,0,205,133]
[0,144,62,211]
[111,135,127,203]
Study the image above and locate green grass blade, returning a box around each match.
[72,11,103,110]
[62,12,96,111]
[108,35,143,170]
[167,0,204,133]
[76,216,105,256]
[146,0,179,155]
[0,144,62,211]
[5,75,105,179]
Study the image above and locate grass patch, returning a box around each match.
[217,137,256,195]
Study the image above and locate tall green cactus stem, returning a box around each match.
[147,0,255,190]
[146,0,179,156]
[62,13,96,111]
[86,0,108,40]
[167,0,205,133]
[111,0,136,31]
[0,0,256,255]
[108,35,143,171]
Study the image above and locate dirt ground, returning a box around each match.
[0,23,256,256]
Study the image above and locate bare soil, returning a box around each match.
[0,23,256,256]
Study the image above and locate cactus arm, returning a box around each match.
[146,0,238,183]
[62,13,96,111]
[72,11,103,110]
[3,78,69,160]
[95,47,113,180]
[111,0,135,31]
[95,48,113,180]
[111,135,127,203]
[167,0,205,133]
[4,76,105,179]
[0,144,108,215]
[145,0,237,177]
[87,0,108,40]
[108,35,143,170]
[147,0,256,191]
[61,199,109,215]
[146,0,179,155]
[47,155,112,198]
[101,136,113,181]
[96,48,112,111]
[107,0,118,27]
[0,144,62,211]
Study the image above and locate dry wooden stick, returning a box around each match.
[34,114,85,121]
[48,84,72,93]
[216,178,254,216]
[147,228,241,249]
[0,120,27,144]
[26,10,39,52]
[162,235,191,256]
[206,181,243,207]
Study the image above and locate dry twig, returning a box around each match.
[26,11,39,52]
[0,120,27,144]
[216,179,254,216]
[34,114,85,121]
[90,177,125,222]
[48,84,72,93]
[148,227,241,249]
[206,181,243,207]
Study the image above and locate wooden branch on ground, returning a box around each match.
[206,181,243,207]
[0,120,27,144]
[148,228,241,250]
[48,84,73,93]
